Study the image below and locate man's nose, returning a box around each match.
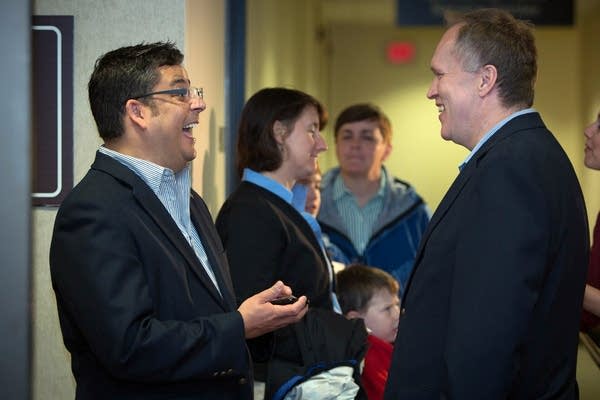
[316,134,328,152]
[191,97,206,112]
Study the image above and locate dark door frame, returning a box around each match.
[225,0,246,196]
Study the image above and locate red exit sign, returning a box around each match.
[387,41,416,64]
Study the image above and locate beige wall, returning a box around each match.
[31,0,227,398]
[185,0,227,217]
[246,0,327,102]
[247,0,600,227]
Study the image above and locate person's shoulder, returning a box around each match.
[62,164,126,205]
[217,182,283,222]
[488,114,563,165]
[366,334,394,354]
[386,172,423,202]
[223,181,266,204]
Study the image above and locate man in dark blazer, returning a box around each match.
[49,42,307,400]
[384,9,589,400]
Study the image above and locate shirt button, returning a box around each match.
[401,308,406,316]
[238,377,247,385]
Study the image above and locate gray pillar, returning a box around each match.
[0,0,32,399]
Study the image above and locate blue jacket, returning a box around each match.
[317,167,430,292]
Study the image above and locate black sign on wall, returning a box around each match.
[397,0,574,26]
[32,16,73,206]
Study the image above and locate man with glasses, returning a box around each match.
[49,42,307,400]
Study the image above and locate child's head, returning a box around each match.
[336,263,401,343]
[296,164,322,217]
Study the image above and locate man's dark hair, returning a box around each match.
[88,41,184,141]
[333,103,392,143]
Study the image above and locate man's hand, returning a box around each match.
[238,281,308,339]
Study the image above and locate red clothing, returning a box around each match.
[362,334,393,400]
[582,212,600,331]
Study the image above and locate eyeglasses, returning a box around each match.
[132,87,204,102]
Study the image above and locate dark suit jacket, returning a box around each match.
[384,113,589,400]
[50,152,252,400]
[215,181,335,386]
[215,181,332,309]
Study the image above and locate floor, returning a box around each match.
[577,337,600,400]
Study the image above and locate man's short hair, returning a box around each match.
[88,41,184,141]
[333,103,392,144]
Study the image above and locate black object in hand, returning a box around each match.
[270,295,298,305]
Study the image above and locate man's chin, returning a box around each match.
[440,129,452,142]
[186,149,197,161]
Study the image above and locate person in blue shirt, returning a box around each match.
[318,103,430,292]
[216,87,366,399]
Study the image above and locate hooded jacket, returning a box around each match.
[318,166,430,291]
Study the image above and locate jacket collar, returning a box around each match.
[91,151,235,310]
[402,112,545,298]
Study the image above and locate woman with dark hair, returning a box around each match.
[217,87,331,309]
[216,88,366,399]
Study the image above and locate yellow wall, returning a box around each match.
[246,0,600,227]
[246,0,326,100]
[324,24,466,210]
[185,0,227,217]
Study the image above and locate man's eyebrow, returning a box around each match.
[170,77,190,86]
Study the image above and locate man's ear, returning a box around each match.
[382,141,393,162]
[273,120,287,144]
[478,64,497,97]
[124,99,148,129]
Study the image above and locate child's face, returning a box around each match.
[298,170,321,217]
[359,288,401,343]
[302,172,322,217]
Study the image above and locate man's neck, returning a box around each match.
[466,101,526,150]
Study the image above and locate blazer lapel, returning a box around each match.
[408,164,474,278]
[404,112,545,297]
[135,184,228,308]
[92,153,228,309]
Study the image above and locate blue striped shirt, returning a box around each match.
[460,108,536,170]
[98,146,221,293]
[332,169,387,254]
